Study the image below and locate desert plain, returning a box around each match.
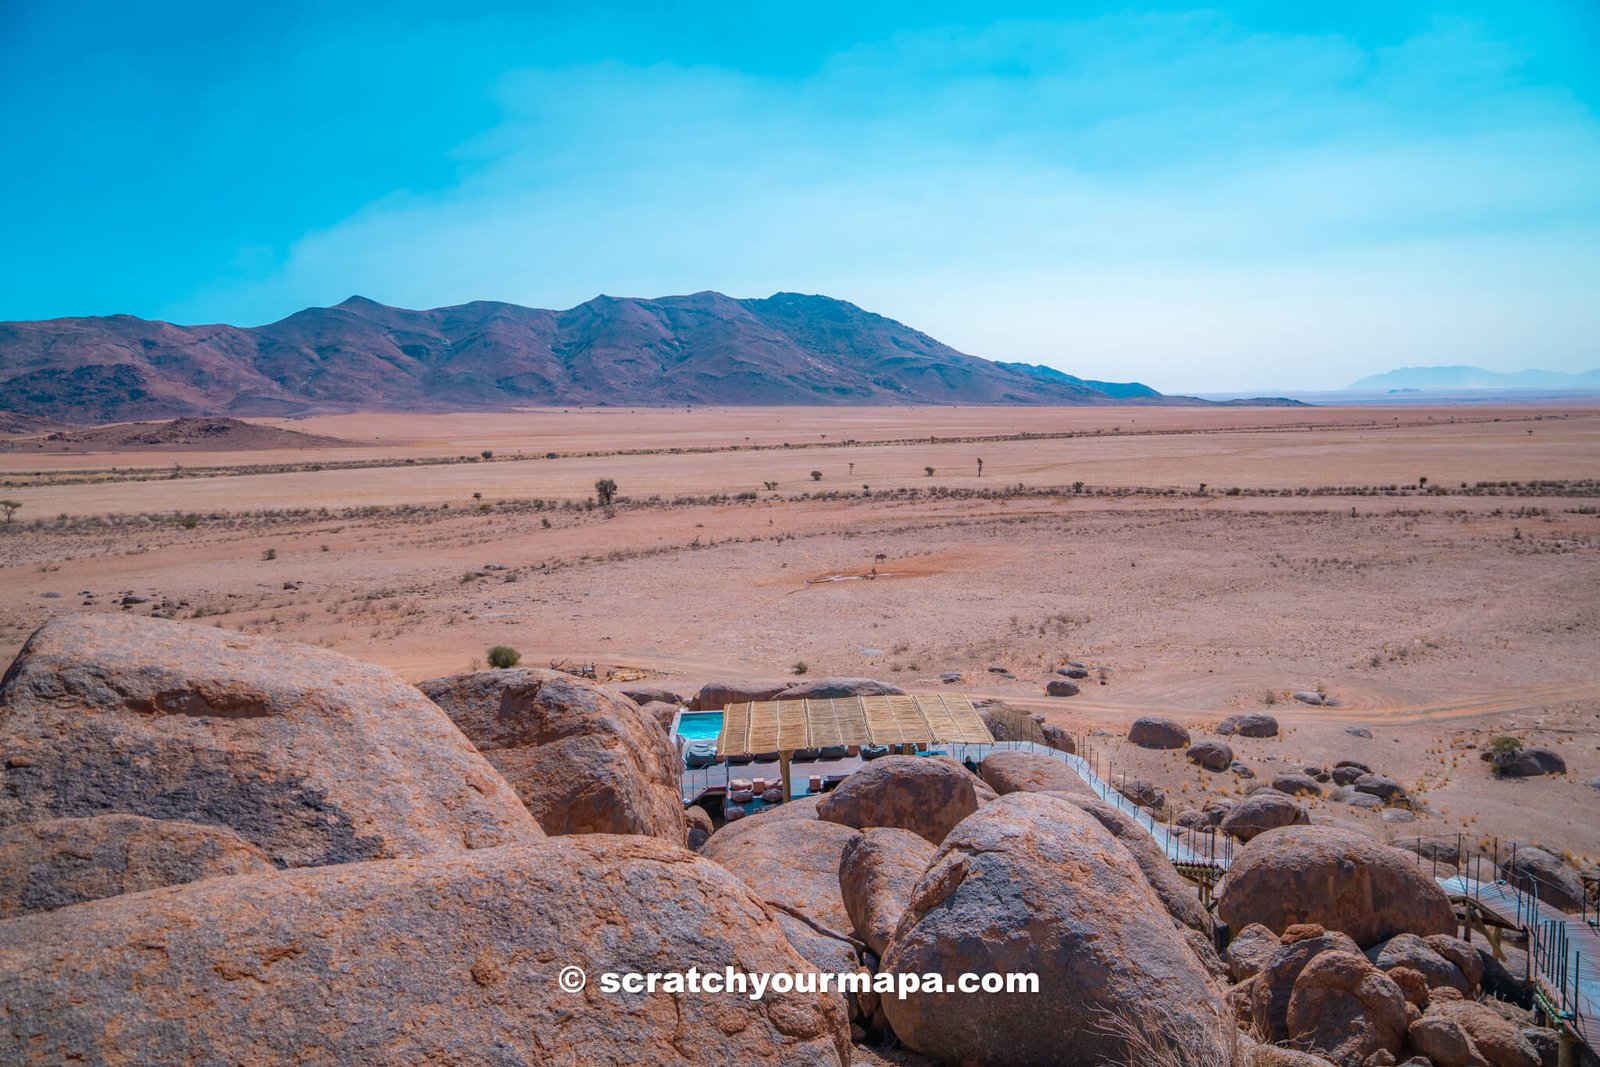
[2,403,1598,861]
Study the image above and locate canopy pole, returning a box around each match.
[779,750,793,804]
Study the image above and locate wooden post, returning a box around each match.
[779,750,792,804]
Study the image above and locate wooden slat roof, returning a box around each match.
[715,693,994,756]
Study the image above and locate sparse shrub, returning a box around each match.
[925,466,935,477]
[595,478,617,506]
[177,514,200,529]
[541,517,552,528]
[763,481,778,490]
[1487,735,1522,775]
[791,661,809,675]
[261,548,276,561]
[1262,690,1278,706]
[810,471,823,481]
[321,543,330,552]
[481,450,493,460]
[487,645,522,669]
[0,500,20,523]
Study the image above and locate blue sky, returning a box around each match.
[1,1,1597,391]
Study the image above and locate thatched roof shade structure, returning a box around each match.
[716,693,993,764]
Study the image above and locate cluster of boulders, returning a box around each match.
[0,615,1582,1066]
[0,617,844,1064]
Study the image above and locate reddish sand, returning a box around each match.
[1,404,1596,861]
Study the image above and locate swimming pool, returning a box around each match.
[675,711,724,742]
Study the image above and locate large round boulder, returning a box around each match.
[838,827,937,956]
[0,814,276,919]
[1128,716,1191,750]
[1251,924,1364,1043]
[816,756,982,845]
[1285,951,1409,1066]
[1220,792,1310,841]
[0,615,541,868]
[880,792,1230,1066]
[421,668,686,843]
[0,836,850,1065]
[700,814,858,937]
[979,750,1097,800]
[699,812,864,1016]
[1042,791,1212,934]
[775,677,906,700]
[1217,826,1457,948]
[703,794,823,851]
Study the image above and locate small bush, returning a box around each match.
[261,548,277,561]
[1487,735,1522,775]
[791,661,809,675]
[487,646,522,669]
[810,471,823,481]
[177,513,200,529]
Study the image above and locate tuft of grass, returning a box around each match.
[486,646,522,669]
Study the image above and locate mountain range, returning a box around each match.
[1348,365,1600,392]
[0,291,1284,423]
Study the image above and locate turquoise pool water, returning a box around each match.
[676,711,724,742]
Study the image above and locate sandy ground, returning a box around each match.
[1,405,1596,864]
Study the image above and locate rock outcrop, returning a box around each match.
[776,677,907,700]
[880,792,1230,1066]
[1218,826,1457,947]
[0,837,851,1066]
[0,616,541,868]
[691,680,789,710]
[817,756,983,844]
[838,827,937,956]
[0,813,275,919]
[421,668,685,843]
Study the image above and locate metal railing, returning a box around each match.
[1403,832,1594,1042]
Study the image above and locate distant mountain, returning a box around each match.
[995,361,1161,399]
[1348,365,1600,391]
[0,292,1216,423]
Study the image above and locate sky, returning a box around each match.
[1,1,1597,392]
